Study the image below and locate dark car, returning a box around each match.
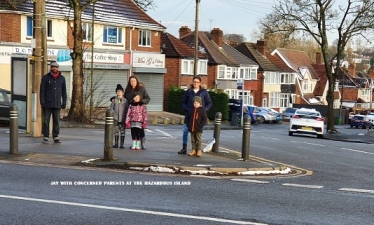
[350,115,372,129]
[0,88,11,123]
[282,107,298,119]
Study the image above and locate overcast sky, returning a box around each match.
[148,0,276,42]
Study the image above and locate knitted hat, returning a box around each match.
[193,96,202,104]
[116,84,124,92]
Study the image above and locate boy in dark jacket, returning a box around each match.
[186,96,207,157]
[110,84,127,148]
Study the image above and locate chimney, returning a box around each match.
[256,40,266,56]
[179,26,191,38]
[211,28,223,47]
[347,59,356,77]
[315,52,322,64]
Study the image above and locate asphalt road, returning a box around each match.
[1,123,373,225]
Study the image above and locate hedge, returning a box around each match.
[167,86,229,121]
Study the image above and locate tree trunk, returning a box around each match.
[67,7,84,122]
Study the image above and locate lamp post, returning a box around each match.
[193,0,200,77]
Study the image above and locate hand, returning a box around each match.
[61,104,66,109]
[126,123,130,129]
[142,124,147,129]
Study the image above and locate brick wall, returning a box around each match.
[129,28,161,52]
[340,87,358,101]
[164,58,181,110]
[253,71,264,106]
[0,14,21,42]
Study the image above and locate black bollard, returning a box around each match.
[9,104,18,154]
[241,115,251,161]
[104,109,114,161]
[212,112,222,153]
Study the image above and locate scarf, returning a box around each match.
[52,72,59,80]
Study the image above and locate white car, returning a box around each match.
[289,108,324,138]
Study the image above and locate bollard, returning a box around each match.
[9,104,18,154]
[171,117,176,125]
[241,115,251,161]
[212,112,222,153]
[163,117,168,125]
[179,117,184,125]
[152,117,158,124]
[104,109,114,161]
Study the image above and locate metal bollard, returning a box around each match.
[9,104,18,154]
[104,109,114,161]
[241,115,251,161]
[212,112,222,153]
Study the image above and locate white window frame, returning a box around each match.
[303,79,309,91]
[238,91,252,105]
[82,23,92,42]
[280,93,289,108]
[249,68,257,80]
[280,73,294,84]
[262,97,267,107]
[26,16,53,39]
[361,88,370,96]
[218,66,225,78]
[181,59,207,75]
[264,72,280,84]
[225,89,238,99]
[269,92,280,107]
[103,26,122,44]
[138,29,151,47]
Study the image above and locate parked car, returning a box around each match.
[282,107,298,119]
[289,108,324,138]
[0,88,11,123]
[243,105,259,124]
[257,107,281,123]
[228,100,258,125]
[259,107,282,123]
[350,115,373,129]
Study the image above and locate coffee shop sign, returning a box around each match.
[132,53,165,68]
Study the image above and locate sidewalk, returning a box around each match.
[1,112,372,176]
[0,122,292,177]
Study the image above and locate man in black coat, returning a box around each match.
[40,62,67,144]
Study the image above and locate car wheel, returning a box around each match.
[356,126,358,128]
[350,125,353,128]
[362,126,366,129]
[258,116,265,123]
[288,131,293,136]
[317,134,323,139]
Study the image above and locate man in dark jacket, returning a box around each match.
[178,76,212,154]
[40,62,67,144]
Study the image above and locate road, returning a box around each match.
[1,124,373,224]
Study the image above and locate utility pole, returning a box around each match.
[193,0,200,77]
[32,0,46,137]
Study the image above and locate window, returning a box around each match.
[361,89,370,96]
[82,23,92,42]
[269,92,280,107]
[103,26,122,44]
[280,93,289,108]
[46,19,53,38]
[250,68,257,80]
[138,29,151,47]
[181,59,207,75]
[226,67,232,79]
[280,73,294,84]
[231,67,238,79]
[27,16,33,37]
[333,99,339,109]
[225,89,238,99]
[264,72,280,84]
[26,16,53,38]
[303,80,309,91]
[218,66,225,78]
[262,97,267,107]
[239,91,252,105]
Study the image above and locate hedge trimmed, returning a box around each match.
[167,86,229,121]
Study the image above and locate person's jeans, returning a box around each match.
[42,107,61,138]
[182,123,188,145]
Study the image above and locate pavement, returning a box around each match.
[0,111,373,177]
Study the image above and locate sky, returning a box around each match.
[147,0,276,42]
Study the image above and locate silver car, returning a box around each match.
[257,107,278,123]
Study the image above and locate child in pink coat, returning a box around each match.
[125,94,147,150]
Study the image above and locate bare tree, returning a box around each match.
[260,0,374,132]
[133,0,155,11]
[223,33,246,43]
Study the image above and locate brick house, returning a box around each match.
[0,0,166,111]
[235,40,296,111]
[160,32,208,110]
[179,26,259,105]
[271,48,321,106]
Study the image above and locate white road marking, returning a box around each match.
[290,141,324,146]
[154,129,174,137]
[0,194,266,225]
[282,183,324,189]
[341,148,374,155]
[338,188,374,194]
[231,179,270,184]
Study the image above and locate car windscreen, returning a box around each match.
[296,111,320,118]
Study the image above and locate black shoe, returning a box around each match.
[113,144,118,148]
[120,145,124,149]
[54,139,62,143]
[42,138,48,144]
[178,149,187,154]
